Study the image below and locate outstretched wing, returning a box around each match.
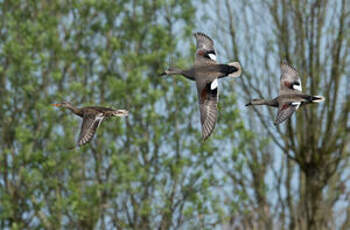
[194,32,217,65]
[194,32,215,51]
[274,102,300,125]
[196,78,219,140]
[280,62,302,95]
[78,113,104,146]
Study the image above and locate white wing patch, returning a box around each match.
[293,80,302,91]
[96,113,104,127]
[208,53,217,61]
[291,102,301,110]
[210,79,218,90]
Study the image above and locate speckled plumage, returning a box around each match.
[53,102,128,146]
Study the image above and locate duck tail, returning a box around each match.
[227,62,242,78]
[112,109,128,117]
[159,69,170,76]
[311,95,325,103]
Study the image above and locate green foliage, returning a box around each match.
[0,0,254,229]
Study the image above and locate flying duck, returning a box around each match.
[52,101,128,146]
[246,62,325,125]
[161,32,242,140]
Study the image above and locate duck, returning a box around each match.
[52,101,128,146]
[161,32,242,140]
[246,62,325,125]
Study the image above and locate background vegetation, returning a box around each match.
[0,0,349,229]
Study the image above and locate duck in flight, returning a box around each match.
[161,32,242,140]
[246,62,325,125]
[52,102,128,146]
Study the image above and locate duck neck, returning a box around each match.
[66,104,82,116]
[250,99,278,107]
[165,68,195,81]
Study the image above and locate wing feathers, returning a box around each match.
[78,113,104,146]
[198,80,218,140]
[274,103,297,125]
[194,32,214,50]
[280,62,302,94]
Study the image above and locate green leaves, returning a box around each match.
[0,0,260,229]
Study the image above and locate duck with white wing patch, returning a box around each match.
[246,62,325,125]
[161,32,242,140]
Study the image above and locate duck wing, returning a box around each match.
[274,102,300,125]
[78,113,104,146]
[196,78,219,140]
[280,62,302,95]
[194,32,217,65]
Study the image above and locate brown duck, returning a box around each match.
[161,32,242,140]
[52,101,128,146]
[246,63,325,125]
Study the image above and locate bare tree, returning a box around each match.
[203,0,350,229]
